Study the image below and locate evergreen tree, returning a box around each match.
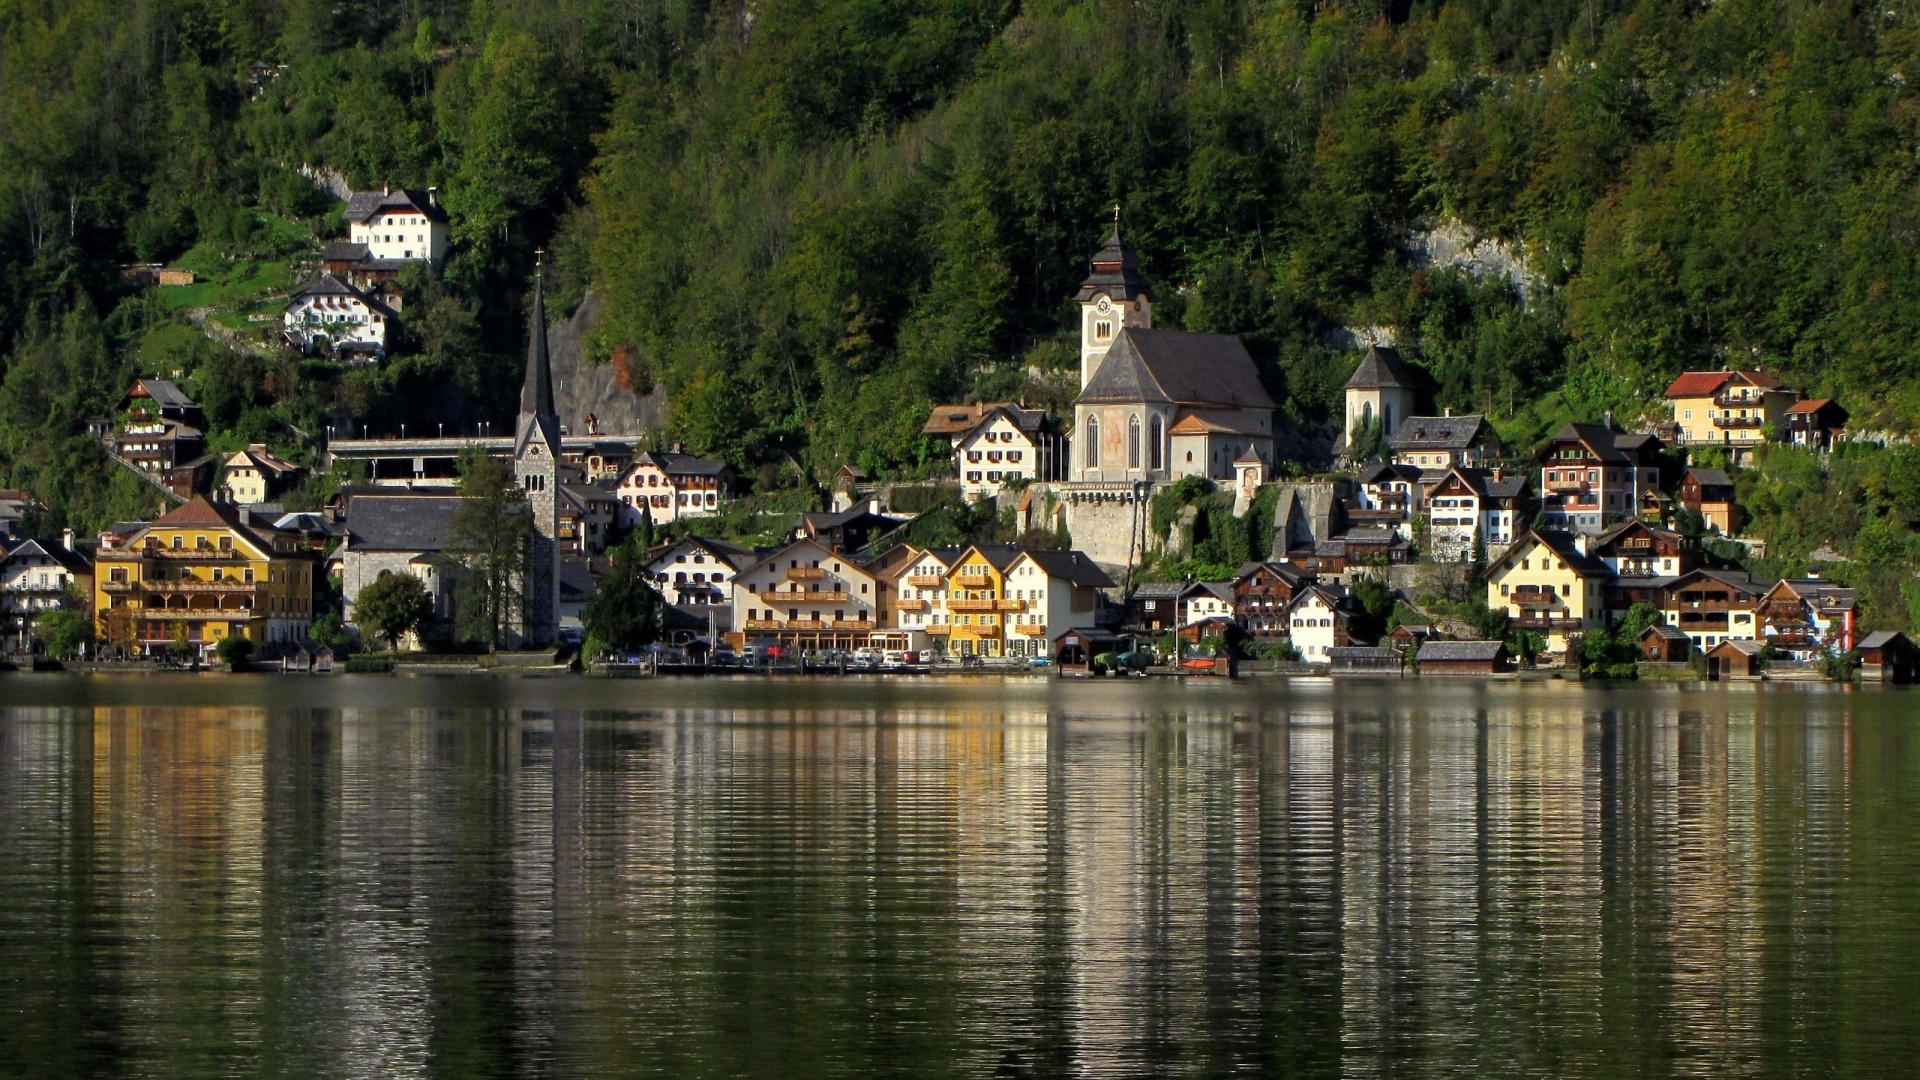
[446,448,531,650]
[583,538,662,654]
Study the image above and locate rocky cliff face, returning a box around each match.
[519,289,668,437]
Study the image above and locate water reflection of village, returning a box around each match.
[2,683,1909,1076]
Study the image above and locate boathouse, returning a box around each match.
[1858,631,1919,683]
[1328,646,1401,675]
[1638,623,1691,663]
[1416,640,1511,675]
[1705,639,1766,680]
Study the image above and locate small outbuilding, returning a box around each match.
[1706,639,1766,680]
[1328,646,1401,675]
[1857,631,1920,684]
[1053,628,1125,674]
[1416,640,1511,675]
[1639,623,1691,663]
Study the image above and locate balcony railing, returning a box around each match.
[759,590,851,604]
[907,574,946,589]
[995,599,1026,612]
[1512,592,1564,610]
[136,548,244,560]
[925,624,952,635]
[1713,415,1765,429]
[146,580,264,593]
[1015,624,1049,636]
[895,599,930,612]
[744,617,874,631]
[952,573,993,589]
[1511,615,1583,631]
[947,598,999,613]
[786,566,827,581]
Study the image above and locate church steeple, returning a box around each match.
[515,253,562,459]
[1076,206,1154,389]
[512,250,562,649]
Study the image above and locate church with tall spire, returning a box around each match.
[512,253,563,648]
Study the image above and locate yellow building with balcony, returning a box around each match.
[93,496,317,658]
[943,546,1022,657]
[1663,369,1797,451]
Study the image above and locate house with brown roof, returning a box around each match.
[1663,369,1798,451]
[1069,225,1274,484]
[922,402,1050,501]
[1423,466,1531,559]
[1783,398,1849,451]
[1656,568,1768,651]
[220,445,304,505]
[1679,466,1743,535]
[1705,638,1766,679]
[1536,421,1665,535]
[1756,577,1856,659]
[1858,631,1919,683]
[1485,529,1613,657]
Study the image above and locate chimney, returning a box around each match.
[671,442,682,454]
[62,528,75,552]
[427,186,438,206]
[1491,467,1503,482]
[1444,407,1452,417]
[1574,533,1591,556]
[1603,410,1616,430]
[383,185,390,195]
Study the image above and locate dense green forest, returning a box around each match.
[4,0,1920,537]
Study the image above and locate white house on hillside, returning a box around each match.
[283,274,398,360]
[923,402,1048,501]
[344,188,450,264]
[614,450,736,525]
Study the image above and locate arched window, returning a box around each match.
[1383,403,1395,435]
[1362,401,1374,428]
[1128,414,1141,469]
[1148,415,1163,472]
[1084,416,1099,467]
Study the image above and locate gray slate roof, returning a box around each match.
[1685,467,1734,487]
[1859,631,1910,650]
[343,493,465,552]
[1541,422,1662,464]
[320,240,370,261]
[636,451,732,477]
[1344,346,1417,390]
[135,379,196,411]
[1020,549,1115,588]
[343,188,449,224]
[1130,582,1186,601]
[1418,640,1507,662]
[1390,414,1493,451]
[288,274,400,319]
[1077,327,1275,410]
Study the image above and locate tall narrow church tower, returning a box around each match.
[1076,209,1155,388]
[513,254,562,648]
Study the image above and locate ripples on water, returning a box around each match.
[0,675,1915,1078]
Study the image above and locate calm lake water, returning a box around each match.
[1,673,1916,1078]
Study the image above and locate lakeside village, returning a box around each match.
[4,196,1919,685]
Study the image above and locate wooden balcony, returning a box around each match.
[137,547,243,560]
[1512,592,1564,610]
[1015,624,1049,636]
[786,566,827,581]
[907,574,946,589]
[1713,415,1764,429]
[995,599,1026,612]
[1548,480,1589,494]
[150,579,263,593]
[925,624,952,635]
[947,598,999,613]
[895,599,929,612]
[952,573,993,589]
[759,590,851,604]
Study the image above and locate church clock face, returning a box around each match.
[1096,296,1111,314]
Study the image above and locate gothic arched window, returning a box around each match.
[1127,415,1141,469]
[1148,415,1163,472]
[1085,416,1099,468]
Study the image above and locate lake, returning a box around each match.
[1,674,1916,1078]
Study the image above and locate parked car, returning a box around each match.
[1027,655,1053,669]
[852,647,883,669]
[710,646,738,667]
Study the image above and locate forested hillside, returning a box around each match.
[6,0,1920,522]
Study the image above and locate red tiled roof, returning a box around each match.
[1663,369,1783,397]
[1786,398,1831,414]
[153,495,233,526]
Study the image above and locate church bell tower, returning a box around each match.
[513,252,562,648]
[1076,207,1155,388]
